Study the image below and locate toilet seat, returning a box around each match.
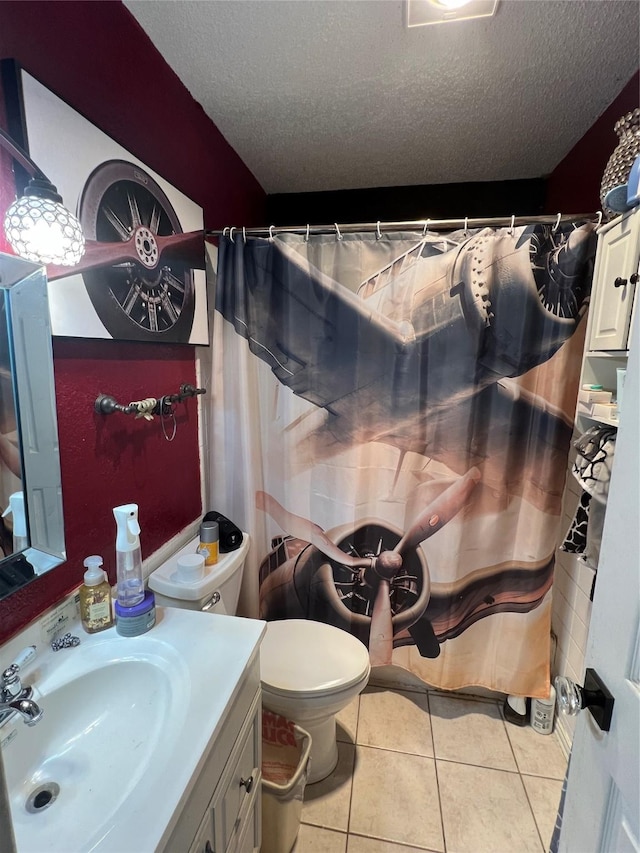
[261,619,370,699]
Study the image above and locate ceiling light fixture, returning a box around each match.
[431,0,474,8]
[0,126,85,266]
[406,0,498,27]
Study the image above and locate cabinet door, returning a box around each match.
[212,694,262,852]
[589,209,639,351]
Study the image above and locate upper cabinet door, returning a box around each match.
[588,208,640,352]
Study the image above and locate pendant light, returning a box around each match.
[0,126,85,267]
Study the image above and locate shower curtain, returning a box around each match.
[207,221,596,698]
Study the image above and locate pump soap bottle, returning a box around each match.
[79,555,114,633]
[113,503,145,607]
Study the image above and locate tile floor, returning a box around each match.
[292,687,567,853]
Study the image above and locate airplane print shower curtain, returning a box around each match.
[208,221,596,698]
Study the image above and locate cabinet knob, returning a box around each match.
[240,775,254,794]
[614,277,628,288]
[630,273,639,285]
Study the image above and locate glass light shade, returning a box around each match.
[4,195,85,266]
[407,0,498,26]
[431,0,473,7]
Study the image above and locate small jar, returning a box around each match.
[176,553,206,582]
[114,590,156,637]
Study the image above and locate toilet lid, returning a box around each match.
[261,619,371,697]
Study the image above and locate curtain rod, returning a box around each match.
[206,212,599,238]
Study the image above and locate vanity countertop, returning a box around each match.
[2,606,266,853]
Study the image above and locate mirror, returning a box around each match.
[0,252,65,600]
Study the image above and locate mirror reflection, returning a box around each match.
[0,252,65,600]
[0,288,24,559]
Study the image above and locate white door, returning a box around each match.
[559,310,640,852]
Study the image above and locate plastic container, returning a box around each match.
[113,503,144,607]
[261,711,312,853]
[530,684,556,735]
[176,553,205,582]
[79,555,113,634]
[115,590,156,637]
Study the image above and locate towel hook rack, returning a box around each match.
[94,384,206,419]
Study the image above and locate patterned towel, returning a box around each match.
[571,426,617,504]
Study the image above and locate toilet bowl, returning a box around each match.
[260,619,370,783]
[149,536,371,783]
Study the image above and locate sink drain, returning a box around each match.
[26,782,60,814]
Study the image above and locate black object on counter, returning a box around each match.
[0,553,35,598]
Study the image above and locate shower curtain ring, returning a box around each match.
[595,211,603,228]
[464,217,468,233]
[375,221,382,240]
[229,227,236,243]
[422,219,430,237]
[269,225,275,241]
[509,215,515,236]
[553,213,561,233]
[222,226,229,237]
[305,224,310,242]
[335,223,343,241]
[242,226,247,243]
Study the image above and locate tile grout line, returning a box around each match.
[519,774,548,853]
[348,828,440,851]
[500,710,546,852]
[345,695,360,839]
[500,703,525,775]
[427,691,449,853]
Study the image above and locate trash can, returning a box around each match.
[261,710,312,853]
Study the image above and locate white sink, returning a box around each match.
[1,606,265,852]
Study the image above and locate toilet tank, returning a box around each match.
[148,533,250,614]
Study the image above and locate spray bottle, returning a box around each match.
[113,503,144,608]
[2,492,28,552]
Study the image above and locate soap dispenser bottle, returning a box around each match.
[79,555,114,633]
[113,503,144,607]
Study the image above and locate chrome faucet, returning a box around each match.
[0,653,43,727]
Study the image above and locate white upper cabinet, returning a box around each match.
[588,207,639,352]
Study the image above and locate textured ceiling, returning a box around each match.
[124,0,639,194]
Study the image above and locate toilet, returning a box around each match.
[149,533,371,784]
[260,619,370,783]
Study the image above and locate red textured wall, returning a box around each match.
[545,71,639,213]
[0,1,266,642]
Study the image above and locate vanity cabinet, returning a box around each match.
[163,655,262,853]
[576,206,639,432]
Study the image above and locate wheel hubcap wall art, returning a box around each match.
[78,159,195,341]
